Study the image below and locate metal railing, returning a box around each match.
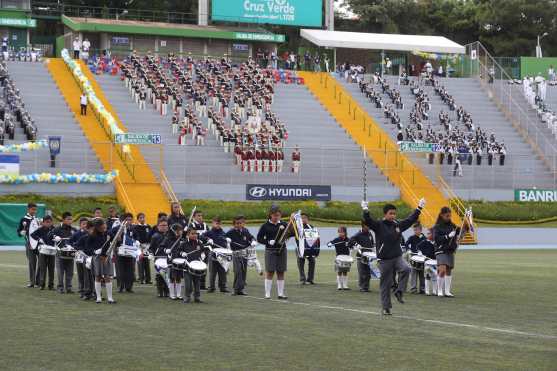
[465,41,557,178]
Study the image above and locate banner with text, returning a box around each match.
[212,0,323,27]
[246,184,331,201]
[399,142,443,153]
[514,189,557,202]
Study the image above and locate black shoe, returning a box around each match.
[395,291,405,304]
[194,298,203,303]
[183,297,191,304]
[359,288,370,292]
[48,286,54,291]
[83,295,92,301]
[410,289,418,294]
[207,288,215,293]
[26,284,34,288]
[108,300,117,304]
[220,289,230,293]
[126,289,134,293]
[419,290,425,295]
[66,289,74,294]
[343,288,351,291]
[58,289,65,294]
[145,281,152,285]
[277,295,288,300]
[39,286,45,291]
[140,281,145,285]
[300,280,306,285]
[234,291,247,296]
[118,288,124,293]
[307,281,315,285]
[382,308,392,316]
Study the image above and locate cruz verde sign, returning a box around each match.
[212,0,323,27]
[0,18,37,28]
[399,142,442,153]
[234,32,285,42]
[114,133,161,145]
[514,189,557,202]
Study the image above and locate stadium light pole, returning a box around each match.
[536,32,548,58]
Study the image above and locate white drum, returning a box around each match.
[85,256,93,270]
[425,259,437,272]
[118,245,139,258]
[59,246,76,260]
[75,251,86,264]
[213,248,232,272]
[155,258,168,272]
[361,251,377,265]
[335,255,353,272]
[410,254,427,271]
[186,260,207,276]
[39,245,58,256]
[172,258,187,270]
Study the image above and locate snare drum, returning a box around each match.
[186,260,207,276]
[425,259,437,272]
[172,258,187,270]
[213,248,232,272]
[155,258,168,273]
[59,246,76,259]
[410,254,427,270]
[75,251,85,264]
[335,254,353,272]
[361,251,377,265]
[85,256,93,270]
[39,245,58,256]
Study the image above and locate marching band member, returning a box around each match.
[416,229,437,296]
[329,226,352,290]
[361,199,425,315]
[205,216,229,293]
[296,213,320,285]
[17,202,39,287]
[106,206,119,230]
[70,217,89,297]
[149,217,170,297]
[164,223,185,300]
[226,215,257,295]
[133,212,152,285]
[88,218,116,304]
[111,213,136,293]
[168,202,187,228]
[189,210,209,290]
[77,219,95,300]
[30,215,54,291]
[405,223,426,294]
[257,206,293,300]
[52,212,76,294]
[433,207,460,298]
[349,222,375,292]
[180,228,210,303]
[291,146,301,173]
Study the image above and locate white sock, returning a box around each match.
[264,279,272,298]
[437,276,444,296]
[342,275,348,289]
[94,282,102,301]
[445,276,453,295]
[425,279,431,295]
[432,279,438,295]
[277,280,285,297]
[106,282,113,301]
[168,282,175,298]
[337,276,341,289]
[176,282,183,298]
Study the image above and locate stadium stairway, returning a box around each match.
[46,58,169,224]
[338,76,555,198]
[299,71,464,229]
[0,62,112,196]
[94,73,398,201]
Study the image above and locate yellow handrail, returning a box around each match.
[114,176,137,216]
[160,170,179,204]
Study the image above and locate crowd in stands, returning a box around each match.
[351,70,507,172]
[520,73,557,137]
[0,61,37,144]
[117,52,302,173]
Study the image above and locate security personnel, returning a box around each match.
[349,223,375,292]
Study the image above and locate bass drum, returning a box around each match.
[28,217,41,250]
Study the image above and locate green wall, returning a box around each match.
[520,57,557,79]
[0,204,46,245]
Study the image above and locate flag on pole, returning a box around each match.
[292,210,304,258]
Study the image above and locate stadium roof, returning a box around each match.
[300,29,465,54]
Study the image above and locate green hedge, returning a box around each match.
[2,195,557,223]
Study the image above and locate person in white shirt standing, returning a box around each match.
[73,37,82,59]
[80,93,88,116]
[82,38,91,61]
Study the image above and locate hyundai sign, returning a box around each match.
[246,184,331,201]
[212,0,323,27]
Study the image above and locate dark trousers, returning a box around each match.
[232,256,247,293]
[137,257,151,283]
[80,104,87,115]
[156,274,169,297]
[184,271,201,299]
[200,255,208,289]
[117,256,135,291]
[26,247,40,286]
[56,257,74,291]
[76,262,85,294]
[378,256,411,310]
[209,259,227,291]
[73,50,79,59]
[357,259,371,290]
[410,268,425,292]
[83,266,94,298]
[297,256,315,282]
[38,254,55,288]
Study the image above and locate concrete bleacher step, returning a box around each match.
[338,75,555,192]
[95,74,397,201]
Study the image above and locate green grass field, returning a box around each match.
[1,250,556,370]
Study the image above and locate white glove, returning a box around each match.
[207,238,214,245]
[19,230,25,237]
[251,240,257,247]
[418,198,426,209]
[165,248,171,254]
[181,252,187,258]
[327,243,333,248]
[94,248,101,255]
[269,240,275,246]
[418,250,423,256]
[448,231,456,238]
[226,238,232,243]
[53,236,61,242]
[134,241,141,248]
[361,200,368,210]
[465,209,472,218]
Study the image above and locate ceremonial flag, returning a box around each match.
[292,210,304,258]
